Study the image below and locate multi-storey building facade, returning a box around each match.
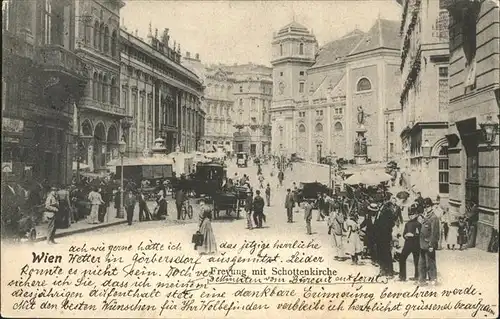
[445,0,499,250]
[183,53,235,152]
[74,0,125,173]
[183,59,273,156]
[120,27,205,156]
[398,0,450,200]
[226,63,273,155]
[2,0,89,185]
[270,20,402,163]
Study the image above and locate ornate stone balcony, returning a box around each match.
[80,97,126,117]
[37,45,88,82]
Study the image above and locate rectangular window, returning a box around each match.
[251,98,256,109]
[299,82,304,93]
[280,72,283,76]
[300,71,305,76]
[438,66,449,112]
[140,95,145,122]
[132,92,137,117]
[389,143,394,153]
[148,97,153,122]
[390,122,394,132]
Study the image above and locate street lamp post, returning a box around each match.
[118,138,127,219]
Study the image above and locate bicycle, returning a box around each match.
[181,200,194,220]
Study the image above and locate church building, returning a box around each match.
[270,19,403,163]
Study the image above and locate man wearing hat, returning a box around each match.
[44,186,59,244]
[374,201,396,277]
[398,203,421,281]
[284,188,294,223]
[418,197,440,286]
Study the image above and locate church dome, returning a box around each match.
[278,21,310,35]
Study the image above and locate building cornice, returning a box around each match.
[120,30,201,85]
[121,53,203,97]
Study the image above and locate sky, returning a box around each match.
[121,0,402,66]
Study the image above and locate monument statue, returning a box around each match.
[357,106,365,125]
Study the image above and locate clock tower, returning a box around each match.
[270,21,317,155]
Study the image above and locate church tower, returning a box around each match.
[270,21,317,155]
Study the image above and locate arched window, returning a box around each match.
[315,123,323,132]
[356,78,372,91]
[103,26,109,53]
[299,43,304,55]
[84,21,91,45]
[98,73,103,101]
[111,30,117,57]
[280,44,283,56]
[334,122,343,131]
[239,99,243,107]
[93,21,99,48]
[92,72,98,100]
[102,75,108,103]
[110,77,117,104]
[298,124,306,133]
[438,145,449,194]
[99,23,104,51]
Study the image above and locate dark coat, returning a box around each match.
[419,210,440,250]
[253,195,265,213]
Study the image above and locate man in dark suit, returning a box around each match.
[285,188,294,223]
[418,198,440,286]
[361,205,378,265]
[252,190,265,228]
[175,188,185,220]
[374,202,395,277]
[398,204,421,281]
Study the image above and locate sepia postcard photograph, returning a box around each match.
[1,0,499,318]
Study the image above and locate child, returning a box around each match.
[457,216,468,250]
[345,213,363,265]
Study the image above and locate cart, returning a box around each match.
[212,192,240,220]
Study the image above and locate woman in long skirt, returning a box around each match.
[87,187,104,224]
[197,199,217,255]
[344,214,363,265]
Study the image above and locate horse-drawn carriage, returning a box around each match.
[182,162,244,220]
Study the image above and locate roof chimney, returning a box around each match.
[186,51,191,58]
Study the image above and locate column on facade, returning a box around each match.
[308,108,313,160]
[158,87,162,129]
[152,79,156,140]
[127,85,132,153]
[176,91,180,148]
[135,86,139,153]
[327,105,332,154]
[145,85,149,148]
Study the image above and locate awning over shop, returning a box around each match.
[107,156,174,167]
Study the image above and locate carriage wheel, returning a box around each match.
[213,204,219,220]
[181,205,187,220]
[187,205,193,219]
